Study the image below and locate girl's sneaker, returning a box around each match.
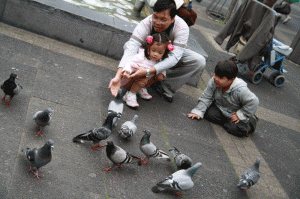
[123,91,139,108]
[137,88,152,100]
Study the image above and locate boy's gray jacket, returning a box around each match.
[191,77,259,123]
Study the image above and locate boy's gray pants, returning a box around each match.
[161,48,206,96]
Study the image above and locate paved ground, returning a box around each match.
[0,0,299,198]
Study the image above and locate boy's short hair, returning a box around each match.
[215,60,238,80]
[153,0,177,18]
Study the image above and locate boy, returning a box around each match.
[187,60,259,137]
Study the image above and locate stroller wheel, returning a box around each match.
[274,75,285,87]
[251,71,263,84]
[269,71,278,84]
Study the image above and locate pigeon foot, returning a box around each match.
[91,145,99,151]
[103,168,111,172]
[34,172,41,179]
[116,164,122,168]
[5,100,11,106]
[36,131,42,137]
[96,143,104,148]
[174,192,181,197]
[141,157,148,165]
[1,95,5,102]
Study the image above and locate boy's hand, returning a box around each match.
[230,112,240,124]
[122,71,131,79]
[187,113,201,120]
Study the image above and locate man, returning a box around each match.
[109,0,206,102]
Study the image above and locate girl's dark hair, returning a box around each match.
[153,0,177,18]
[143,32,171,60]
[215,60,238,80]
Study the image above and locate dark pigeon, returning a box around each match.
[140,130,170,165]
[118,115,138,140]
[103,141,142,171]
[237,158,261,190]
[108,89,123,126]
[73,111,118,151]
[169,147,193,170]
[152,162,202,196]
[21,140,54,179]
[1,73,23,106]
[33,108,52,137]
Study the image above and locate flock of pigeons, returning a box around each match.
[1,73,261,196]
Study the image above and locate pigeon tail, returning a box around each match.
[169,147,180,157]
[151,185,163,193]
[72,132,94,143]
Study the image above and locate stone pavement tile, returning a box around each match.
[246,186,274,199]
[269,185,290,199]
[234,165,249,178]
[228,155,247,167]
[263,173,285,189]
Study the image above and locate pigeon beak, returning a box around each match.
[51,146,54,150]
[16,76,19,79]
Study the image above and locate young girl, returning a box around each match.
[121,32,174,108]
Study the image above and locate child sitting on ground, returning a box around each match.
[187,60,259,137]
[121,32,174,108]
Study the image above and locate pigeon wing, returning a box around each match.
[13,84,22,95]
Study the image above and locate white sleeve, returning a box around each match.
[118,16,152,69]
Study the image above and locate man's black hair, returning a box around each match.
[215,60,238,80]
[153,0,177,18]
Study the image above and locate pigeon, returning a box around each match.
[1,73,23,106]
[237,158,261,190]
[140,130,170,165]
[108,89,123,126]
[33,108,52,137]
[103,141,142,171]
[118,115,138,140]
[21,140,54,179]
[169,147,193,170]
[151,162,202,196]
[73,111,118,151]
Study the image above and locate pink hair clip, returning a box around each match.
[168,43,175,51]
[146,36,153,44]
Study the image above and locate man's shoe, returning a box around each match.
[150,82,173,103]
[137,88,152,100]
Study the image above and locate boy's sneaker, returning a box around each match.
[282,16,291,24]
[123,91,139,108]
[137,88,152,100]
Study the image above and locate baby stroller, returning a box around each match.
[214,0,293,87]
[231,37,293,87]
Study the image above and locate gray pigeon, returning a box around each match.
[73,111,118,151]
[33,108,52,136]
[108,89,123,126]
[169,147,193,170]
[140,130,170,165]
[103,141,142,171]
[237,158,261,190]
[1,73,23,106]
[152,162,202,196]
[21,140,54,179]
[118,115,138,140]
